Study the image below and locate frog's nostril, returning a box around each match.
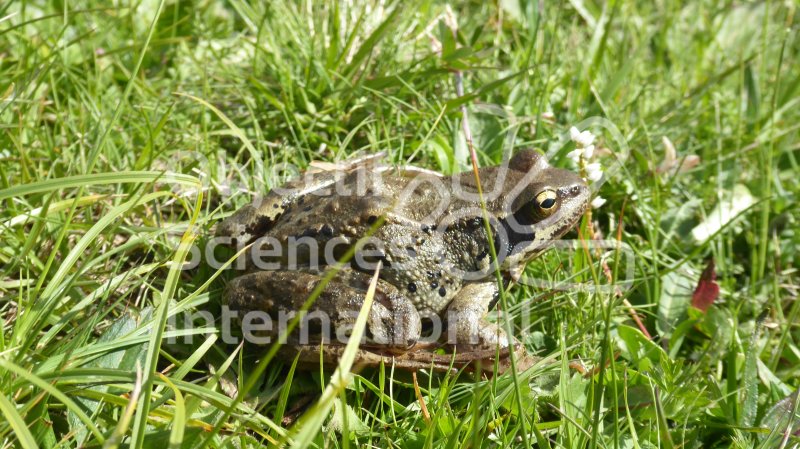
[564,183,589,198]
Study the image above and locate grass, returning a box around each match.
[0,0,798,447]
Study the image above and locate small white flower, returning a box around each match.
[577,131,595,148]
[567,149,583,162]
[591,196,607,209]
[582,145,595,160]
[586,162,603,182]
[587,172,603,182]
[570,126,582,142]
[570,127,596,148]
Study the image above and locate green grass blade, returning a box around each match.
[0,171,200,201]
[129,227,199,447]
[157,374,186,449]
[175,92,259,157]
[86,0,166,172]
[286,263,382,448]
[0,358,106,443]
[0,391,38,449]
[38,193,169,300]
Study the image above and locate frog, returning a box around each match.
[216,149,590,373]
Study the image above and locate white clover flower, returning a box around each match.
[568,126,604,212]
[591,196,607,209]
[567,149,583,162]
[586,162,603,182]
[570,126,582,142]
[588,172,603,182]
[578,132,595,147]
[570,127,596,148]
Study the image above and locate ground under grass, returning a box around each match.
[0,1,798,448]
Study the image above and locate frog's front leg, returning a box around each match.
[224,269,421,352]
[444,282,512,351]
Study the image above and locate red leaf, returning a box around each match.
[692,260,719,312]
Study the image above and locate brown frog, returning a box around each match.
[216,150,589,372]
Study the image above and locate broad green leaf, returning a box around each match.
[616,325,667,371]
[68,311,144,446]
[656,271,693,339]
[741,324,761,427]
[759,392,800,439]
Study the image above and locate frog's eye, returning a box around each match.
[533,189,558,217]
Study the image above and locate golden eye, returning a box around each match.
[534,189,558,217]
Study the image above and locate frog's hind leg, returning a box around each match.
[224,269,421,351]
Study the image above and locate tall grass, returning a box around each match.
[0,1,798,447]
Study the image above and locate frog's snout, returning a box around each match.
[558,177,591,213]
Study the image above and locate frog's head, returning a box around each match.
[496,150,590,273]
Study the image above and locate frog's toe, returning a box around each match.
[366,304,421,351]
[449,320,512,352]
